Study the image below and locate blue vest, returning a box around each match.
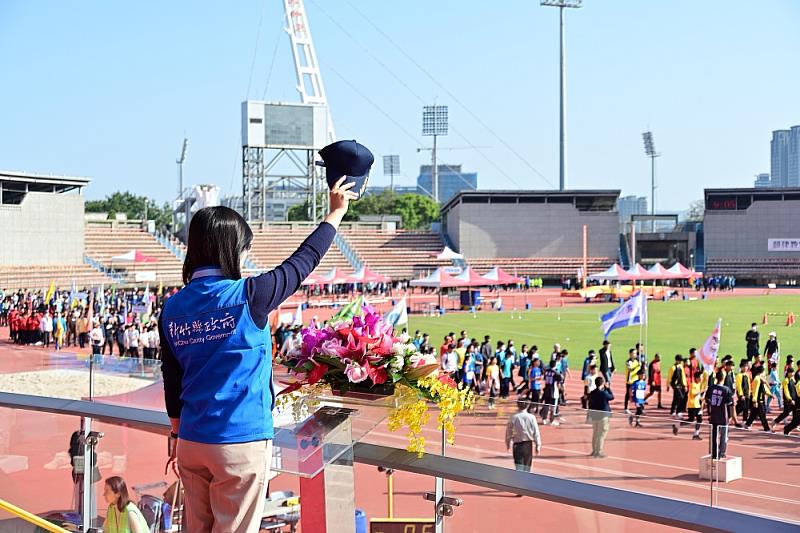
[161,271,274,444]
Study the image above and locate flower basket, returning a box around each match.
[331,381,396,400]
[278,303,473,454]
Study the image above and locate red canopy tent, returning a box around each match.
[482,266,523,285]
[110,249,157,263]
[647,263,674,280]
[624,263,654,280]
[666,262,703,279]
[301,267,352,286]
[349,265,391,284]
[409,268,465,288]
[587,264,635,281]
[452,266,494,287]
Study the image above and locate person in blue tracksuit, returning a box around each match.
[160,175,358,533]
[629,369,648,427]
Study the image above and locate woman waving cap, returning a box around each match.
[160,141,366,532]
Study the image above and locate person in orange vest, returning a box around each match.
[684,348,702,386]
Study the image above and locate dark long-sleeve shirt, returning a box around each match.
[587,387,614,412]
[160,222,335,418]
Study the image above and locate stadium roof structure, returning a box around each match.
[0,170,91,204]
[440,189,621,215]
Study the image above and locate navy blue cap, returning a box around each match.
[316,140,374,199]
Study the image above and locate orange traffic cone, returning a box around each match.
[787,312,796,327]
[763,313,769,325]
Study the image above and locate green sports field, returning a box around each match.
[407,294,800,371]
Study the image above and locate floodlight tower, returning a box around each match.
[422,105,448,203]
[176,138,188,199]
[541,0,582,191]
[642,131,660,232]
[383,155,400,193]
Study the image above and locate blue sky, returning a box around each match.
[1,0,799,211]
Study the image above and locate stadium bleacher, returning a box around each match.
[338,228,450,280]
[249,225,351,275]
[705,257,800,278]
[84,222,184,284]
[0,264,112,291]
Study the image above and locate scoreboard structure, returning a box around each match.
[240,101,330,222]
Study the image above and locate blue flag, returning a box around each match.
[601,291,647,339]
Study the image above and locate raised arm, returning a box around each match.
[246,179,357,329]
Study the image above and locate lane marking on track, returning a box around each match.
[365,424,800,492]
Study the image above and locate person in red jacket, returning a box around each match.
[8,307,18,343]
[25,312,38,345]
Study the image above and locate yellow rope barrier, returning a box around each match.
[0,498,71,533]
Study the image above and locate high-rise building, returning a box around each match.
[416,165,478,204]
[789,126,800,187]
[753,173,771,188]
[616,195,648,225]
[771,129,791,188]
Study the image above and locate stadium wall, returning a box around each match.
[0,192,85,265]
[704,199,800,258]
[444,193,619,259]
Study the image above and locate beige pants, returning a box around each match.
[591,418,610,455]
[177,439,272,533]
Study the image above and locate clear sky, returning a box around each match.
[1,1,799,211]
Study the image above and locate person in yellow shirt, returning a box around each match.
[772,367,797,432]
[666,355,687,417]
[735,359,752,425]
[624,349,641,413]
[783,368,800,435]
[745,365,773,431]
[673,369,707,439]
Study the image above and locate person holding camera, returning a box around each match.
[587,375,614,458]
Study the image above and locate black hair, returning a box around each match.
[182,207,253,285]
[595,375,605,387]
[715,370,725,382]
[752,365,764,376]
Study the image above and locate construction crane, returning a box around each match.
[283,0,336,143]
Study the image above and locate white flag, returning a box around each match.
[601,291,647,338]
[292,304,304,326]
[384,298,408,328]
[698,320,721,373]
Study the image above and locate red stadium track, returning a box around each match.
[1,334,799,531]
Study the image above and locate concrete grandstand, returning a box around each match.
[441,190,620,278]
[704,187,800,282]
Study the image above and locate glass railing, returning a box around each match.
[358,394,800,527]
[1,393,798,532]
[2,351,799,531]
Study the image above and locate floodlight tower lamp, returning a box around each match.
[642,131,660,232]
[541,0,582,191]
[422,105,449,203]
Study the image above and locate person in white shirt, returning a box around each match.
[41,311,54,348]
[140,328,151,359]
[505,399,542,472]
[89,320,105,356]
[280,328,301,356]
[126,325,140,359]
[441,344,458,376]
